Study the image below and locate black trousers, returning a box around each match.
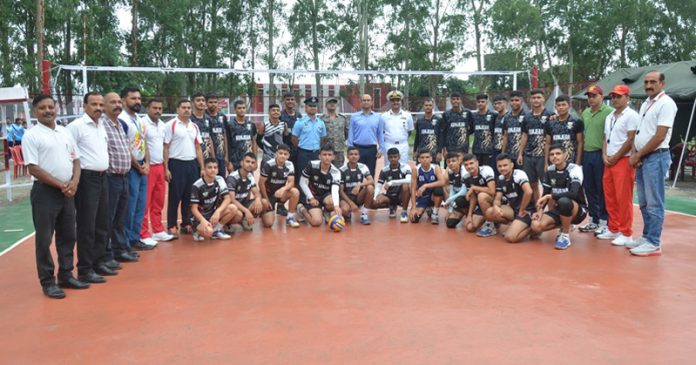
[356,144,378,177]
[30,182,76,286]
[167,159,199,229]
[74,170,109,275]
[107,174,130,256]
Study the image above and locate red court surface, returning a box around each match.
[1,208,696,364]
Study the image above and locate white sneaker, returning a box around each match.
[192,232,205,242]
[611,234,633,246]
[594,220,608,236]
[139,237,159,247]
[152,231,175,242]
[597,231,621,240]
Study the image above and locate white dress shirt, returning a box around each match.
[66,114,109,171]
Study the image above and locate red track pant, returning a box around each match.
[140,163,166,238]
[603,156,635,236]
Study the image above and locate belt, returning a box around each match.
[354,144,377,149]
[642,147,669,160]
[386,140,407,145]
[107,172,129,178]
[299,147,320,153]
[82,169,106,177]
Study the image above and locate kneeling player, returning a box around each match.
[339,147,375,225]
[460,153,496,235]
[373,148,412,223]
[442,152,468,228]
[298,144,343,227]
[258,144,301,228]
[190,158,238,241]
[484,154,535,243]
[531,144,588,250]
[227,152,272,230]
[409,149,446,224]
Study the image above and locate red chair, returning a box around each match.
[9,146,27,178]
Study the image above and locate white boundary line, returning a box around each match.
[0,232,35,257]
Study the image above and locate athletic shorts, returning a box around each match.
[267,191,288,210]
[523,155,545,183]
[416,194,433,208]
[451,195,469,214]
[303,191,332,210]
[508,205,533,226]
[345,186,366,205]
[545,204,588,226]
[382,186,404,206]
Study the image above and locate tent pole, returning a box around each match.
[671,97,696,189]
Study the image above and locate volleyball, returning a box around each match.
[328,214,346,232]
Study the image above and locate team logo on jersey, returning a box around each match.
[518,116,525,122]
[313,175,319,180]
[486,114,492,121]
[202,191,209,198]
[272,172,277,177]
[246,123,252,131]
[431,120,437,126]
[551,178,556,185]
[502,186,507,193]
[567,122,574,129]
[541,116,548,123]
[345,175,351,181]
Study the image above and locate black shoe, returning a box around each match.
[104,259,122,270]
[95,264,118,276]
[77,272,106,284]
[276,204,288,216]
[42,284,66,299]
[127,250,141,258]
[131,241,154,251]
[115,251,139,263]
[179,225,193,235]
[58,276,90,289]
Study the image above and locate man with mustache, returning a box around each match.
[102,92,140,266]
[67,92,114,284]
[626,71,678,257]
[23,95,85,298]
[119,87,156,250]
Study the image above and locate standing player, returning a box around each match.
[373,148,412,223]
[190,158,237,241]
[413,98,443,163]
[484,154,535,243]
[205,94,229,177]
[442,152,468,229]
[298,144,343,227]
[440,92,473,155]
[545,95,584,165]
[280,92,302,157]
[226,100,257,173]
[227,152,270,230]
[339,147,375,225]
[258,144,301,228]
[518,89,554,204]
[191,92,215,159]
[531,144,588,250]
[471,94,497,166]
[501,90,526,160]
[258,103,289,165]
[459,154,497,236]
[409,149,446,224]
[491,95,507,174]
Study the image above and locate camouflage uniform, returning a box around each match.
[323,113,349,167]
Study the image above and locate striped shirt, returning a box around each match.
[102,116,132,175]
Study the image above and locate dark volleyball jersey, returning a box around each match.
[191,113,213,159]
[544,117,584,162]
[461,165,495,189]
[280,109,301,147]
[522,109,554,157]
[414,114,443,154]
[541,163,587,206]
[496,169,532,211]
[226,170,257,205]
[440,109,473,152]
[377,162,412,196]
[260,158,294,192]
[206,112,228,160]
[448,165,464,193]
[492,113,506,152]
[302,160,342,198]
[471,111,497,154]
[503,111,525,157]
[340,162,371,193]
[226,117,257,163]
[416,164,438,198]
[261,119,287,161]
[190,175,229,219]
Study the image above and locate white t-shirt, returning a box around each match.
[382,109,414,143]
[164,118,203,161]
[143,115,166,164]
[604,107,639,157]
[635,92,677,151]
[23,123,80,183]
[66,114,109,171]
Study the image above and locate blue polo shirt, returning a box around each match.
[292,115,326,150]
[348,111,385,153]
